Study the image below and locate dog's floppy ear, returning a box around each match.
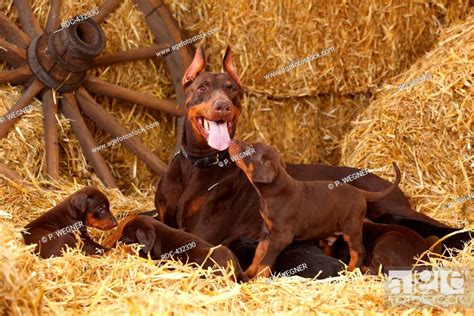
[136,228,156,254]
[70,192,88,213]
[182,45,206,86]
[252,160,277,184]
[223,45,241,87]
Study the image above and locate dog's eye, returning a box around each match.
[228,85,237,93]
[198,84,207,92]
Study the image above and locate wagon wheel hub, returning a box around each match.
[27,20,105,93]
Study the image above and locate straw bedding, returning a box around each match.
[0,0,473,314]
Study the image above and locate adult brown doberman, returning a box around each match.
[154,46,469,269]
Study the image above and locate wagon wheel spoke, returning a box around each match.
[13,0,43,37]
[0,13,31,48]
[45,0,61,33]
[0,79,44,140]
[0,65,32,85]
[83,76,184,116]
[92,0,123,25]
[41,90,60,180]
[0,162,23,182]
[76,87,168,175]
[0,37,27,67]
[92,43,170,68]
[60,93,117,188]
[133,0,194,154]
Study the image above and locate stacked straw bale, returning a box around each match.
[170,0,470,96]
[341,15,474,228]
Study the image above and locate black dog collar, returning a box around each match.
[177,147,230,168]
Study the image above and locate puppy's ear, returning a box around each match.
[136,228,156,254]
[70,192,88,213]
[223,45,241,87]
[182,45,206,86]
[252,160,277,184]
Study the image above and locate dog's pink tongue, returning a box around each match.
[207,121,230,151]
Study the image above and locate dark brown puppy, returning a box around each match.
[363,223,441,274]
[23,187,118,258]
[228,140,401,278]
[372,213,472,250]
[119,215,247,282]
[330,222,442,274]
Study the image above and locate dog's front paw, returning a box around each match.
[244,265,258,279]
[255,265,272,279]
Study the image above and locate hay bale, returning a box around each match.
[171,0,470,96]
[235,93,370,165]
[341,16,474,227]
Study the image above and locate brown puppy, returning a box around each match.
[228,140,401,278]
[119,215,247,282]
[23,187,118,258]
[363,222,441,274]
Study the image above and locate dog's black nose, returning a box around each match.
[213,100,232,114]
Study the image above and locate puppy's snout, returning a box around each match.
[110,218,118,228]
[228,140,243,155]
[213,100,232,115]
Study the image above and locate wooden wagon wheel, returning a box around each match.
[0,0,193,188]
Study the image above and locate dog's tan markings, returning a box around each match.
[259,210,273,231]
[85,213,103,229]
[256,265,271,278]
[343,234,359,271]
[236,161,256,184]
[184,195,207,218]
[245,238,269,278]
[241,160,254,181]
[85,212,116,231]
[319,240,332,256]
[230,106,241,120]
[187,102,213,143]
[158,205,165,222]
